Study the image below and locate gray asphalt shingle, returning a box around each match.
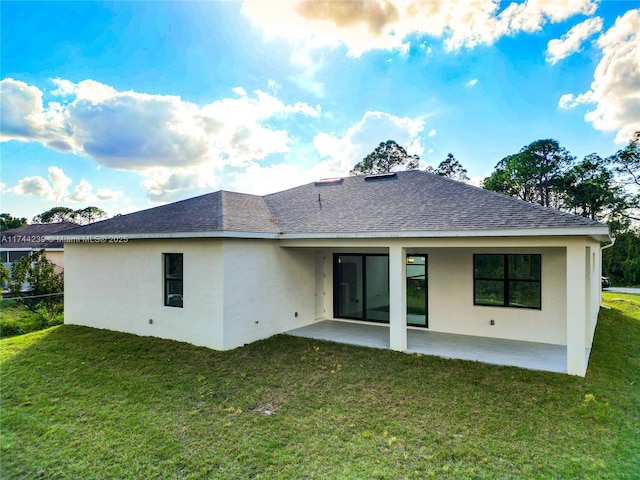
[1,223,79,248]
[264,170,602,233]
[61,170,604,237]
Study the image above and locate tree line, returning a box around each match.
[482,136,638,234]
[1,206,107,231]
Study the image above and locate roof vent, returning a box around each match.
[315,177,343,186]
[364,172,397,181]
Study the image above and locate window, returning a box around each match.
[164,253,183,307]
[474,254,541,309]
[8,251,30,262]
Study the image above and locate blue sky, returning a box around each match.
[1,0,639,221]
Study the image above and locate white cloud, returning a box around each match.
[559,9,640,142]
[313,110,425,173]
[545,17,603,64]
[9,166,71,202]
[139,164,220,202]
[8,166,124,204]
[70,179,124,202]
[0,79,45,140]
[0,78,320,199]
[469,175,485,188]
[11,176,53,199]
[232,86,247,97]
[289,49,326,97]
[242,0,598,55]
[229,162,314,196]
[48,166,72,201]
[0,78,71,151]
[466,78,478,88]
[428,129,437,137]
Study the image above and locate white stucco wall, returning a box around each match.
[220,239,316,349]
[587,239,602,344]
[312,241,573,346]
[426,247,566,345]
[65,239,225,349]
[65,234,602,359]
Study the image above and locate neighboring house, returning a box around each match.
[1,222,78,272]
[61,171,610,376]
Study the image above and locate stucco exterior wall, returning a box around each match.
[220,239,315,349]
[44,250,64,270]
[587,239,602,344]
[314,242,571,346]
[65,234,601,358]
[65,239,225,349]
[426,247,566,345]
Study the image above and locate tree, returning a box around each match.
[603,229,640,286]
[519,139,574,208]
[350,140,419,176]
[32,206,107,225]
[0,213,27,231]
[7,250,64,325]
[434,153,469,182]
[483,139,573,208]
[32,207,77,224]
[0,263,9,299]
[75,206,107,224]
[482,154,537,203]
[608,131,640,187]
[556,154,632,228]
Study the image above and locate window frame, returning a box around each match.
[406,255,428,328]
[473,254,541,310]
[164,253,183,308]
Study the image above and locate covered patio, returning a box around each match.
[287,320,568,374]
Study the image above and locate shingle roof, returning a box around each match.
[0,222,78,249]
[264,170,603,233]
[60,191,280,236]
[61,170,605,238]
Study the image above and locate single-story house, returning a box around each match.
[60,171,610,376]
[1,222,78,272]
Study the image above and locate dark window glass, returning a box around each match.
[474,254,541,309]
[509,281,541,309]
[406,255,427,327]
[8,251,30,262]
[508,255,541,281]
[474,254,504,279]
[475,280,505,306]
[164,253,183,307]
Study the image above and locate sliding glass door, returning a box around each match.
[334,254,389,323]
[335,255,364,319]
[333,253,427,327]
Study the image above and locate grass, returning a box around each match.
[1,293,638,479]
[0,300,63,338]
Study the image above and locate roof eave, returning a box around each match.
[278,227,611,242]
[51,231,280,242]
[52,226,610,243]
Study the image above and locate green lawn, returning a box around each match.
[1,293,638,479]
[0,300,64,338]
[0,300,45,338]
